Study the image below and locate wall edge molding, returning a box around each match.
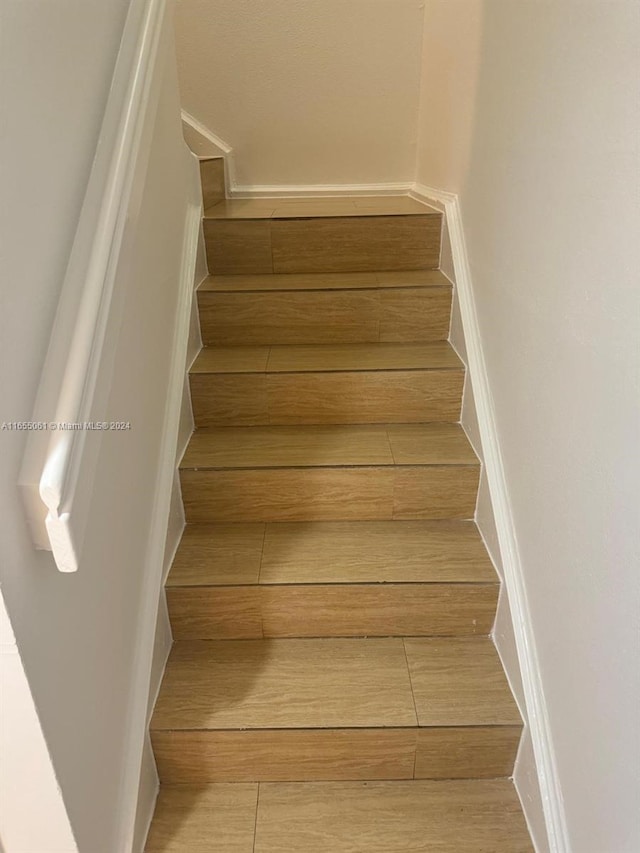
[411,182,570,853]
[180,110,236,194]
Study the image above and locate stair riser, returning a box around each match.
[204,215,442,275]
[167,583,498,639]
[152,726,521,783]
[190,370,464,427]
[180,466,480,523]
[198,288,452,345]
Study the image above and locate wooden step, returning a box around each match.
[146,779,533,853]
[166,520,498,639]
[197,270,452,345]
[202,197,442,274]
[150,637,521,782]
[189,342,464,427]
[201,269,449,291]
[179,424,479,522]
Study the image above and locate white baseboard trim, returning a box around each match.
[180,113,417,201]
[131,736,159,853]
[121,194,202,853]
[412,182,570,853]
[230,182,413,199]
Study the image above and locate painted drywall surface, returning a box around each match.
[0,4,193,850]
[174,0,424,187]
[0,593,77,852]
[448,240,542,845]
[0,2,130,848]
[417,3,640,851]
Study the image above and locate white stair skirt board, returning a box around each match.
[411,183,569,853]
[130,193,205,853]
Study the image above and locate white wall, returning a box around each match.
[174,0,424,188]
[416,3,640,851]
[0,2,198,850]
[0,594,77,852]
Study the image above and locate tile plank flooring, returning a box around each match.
[150,637,518,731]
[204,196,439,219]
[168,521,496,587]
[146,781,534,852]
[147,195,533,851]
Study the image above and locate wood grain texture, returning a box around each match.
[191,370,464,427]
[352,197,438,214]
[265,341,460,371]
[204,196,437,219]
[191,345,271,373]
[181,466,477,522]
[151,727,520,784]
[167,521,496,586]
[167,586,263,639]
[387,423,478,465]
[167,582,498,639]
[199,158,225,210]
[151,638,417,730]
[182,425,395,468]
[198,289,382,345]
[262,369,462,425]
[414,726,521,779]
[271,216,441,273]
[151,639,521,733]
[191,373,269,427]
[403,638,522,726]
[253,780,533,852]
[168,523,265,587]
[145,784,258,853]
[392,466,479,520]
[204,219,273,274]
[182,424,474,469]
[379,288,454,342]
[147,188,530,849]
[146,779,532,852]
[199,269,449,292]
[152,729,417,783]
[197,287,451,345]
[193,341,461,373]
[253,583,497,638]
[259,521,496,584]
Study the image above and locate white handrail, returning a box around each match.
[19,0,168,572]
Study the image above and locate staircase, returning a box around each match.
[145,157,533,851]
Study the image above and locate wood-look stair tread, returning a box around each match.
[199,269,450,292]
[167,521,497,587]
[191,342,463,374]
[145,779,534,853]
[204,196,439,220]
[151,638,520,731]
[181,424,478,470]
